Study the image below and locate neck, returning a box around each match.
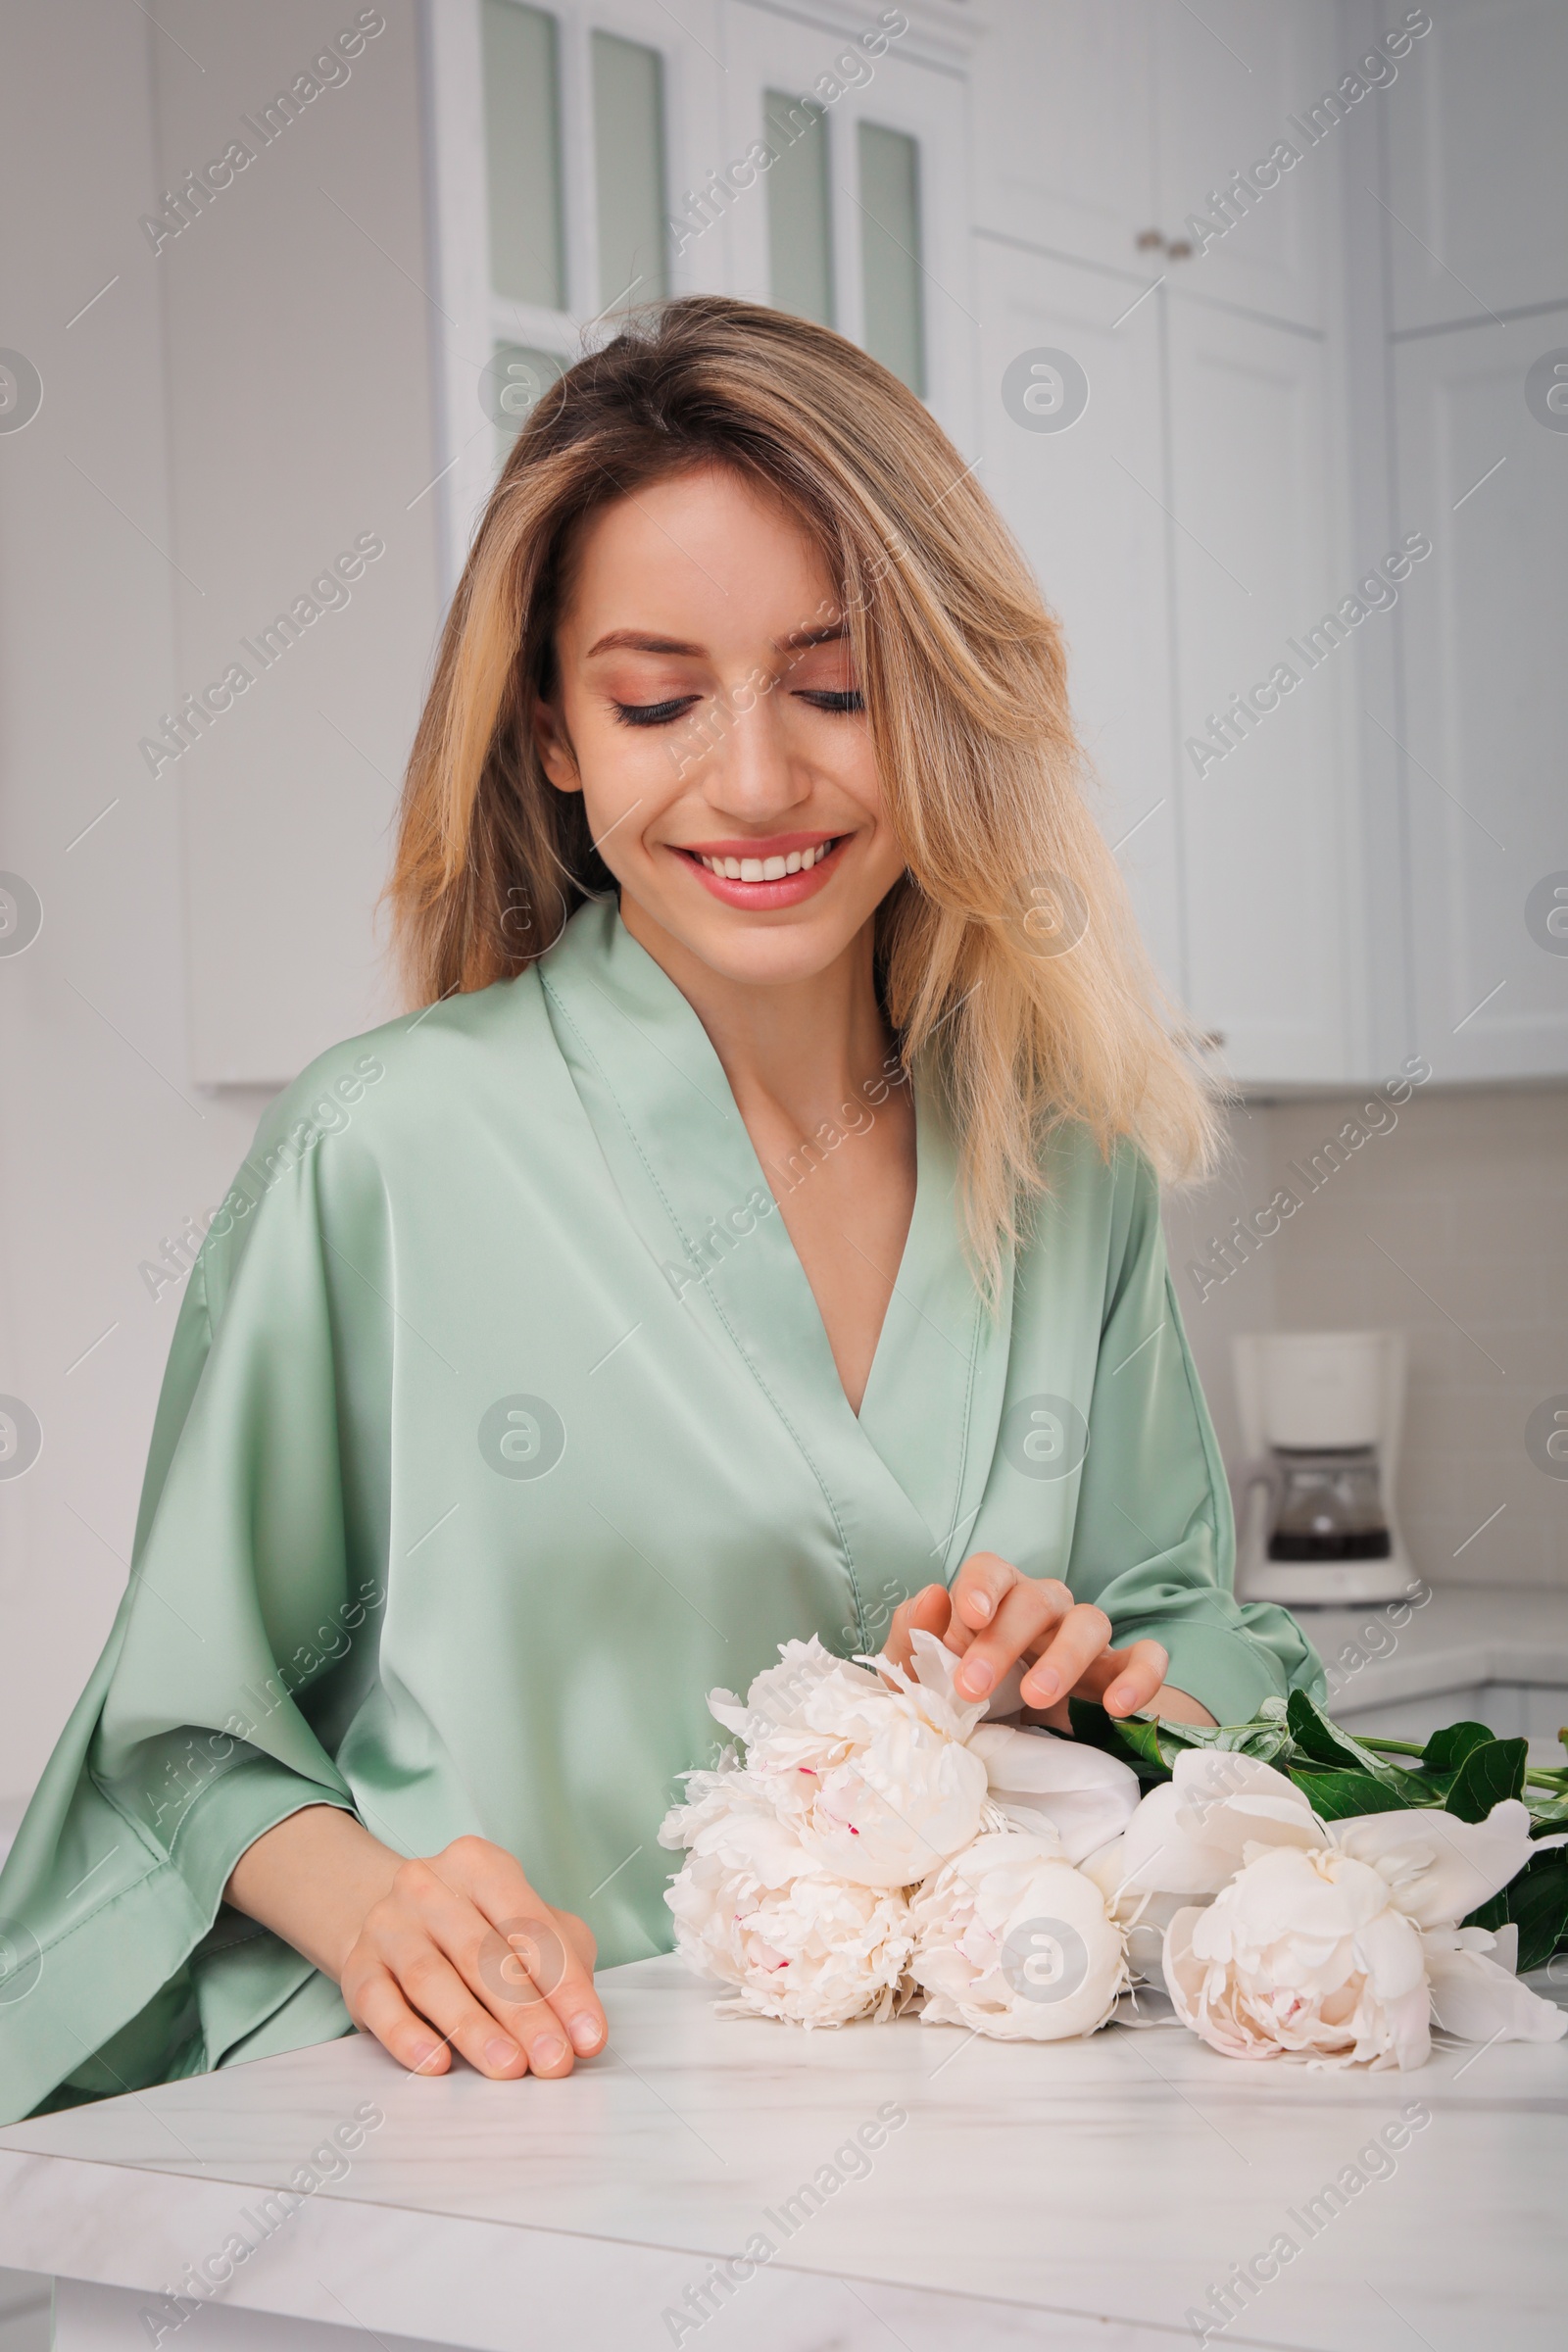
[615,893,897,1132]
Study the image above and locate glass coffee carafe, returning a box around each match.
[1241,1445,1393,1562]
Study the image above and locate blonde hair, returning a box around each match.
[388,297,1216,1274]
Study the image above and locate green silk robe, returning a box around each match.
[0,900,1322,2122]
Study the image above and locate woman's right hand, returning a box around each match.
[338,1834,606,2080]
[224,1807,607,2081]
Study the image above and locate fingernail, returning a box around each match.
[1026,1668,1061,1703]
[569,2014,604,2054]
[409,2037,442,2071]
[531,2034,567,2069]
[957,1658,995,1697]
[1106,1683,1134,1712]
[484,2036,520,2070]
[968,1592,993,1622]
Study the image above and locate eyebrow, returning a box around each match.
[583,620,851,660]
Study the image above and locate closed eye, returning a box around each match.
[795,689,864,713]
[611,696,701,728]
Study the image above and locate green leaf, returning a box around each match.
[1288,1766,1414,1821]
[1464,1850,1568,1975]
[1421,1721,1494,1774]
[1065,1698,1169,1780]
[1287,1689,1387,1774]
[1446,1737,1528,1822]
[1111,1712,1172,1774]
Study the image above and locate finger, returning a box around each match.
[1018,1601,1115,1708]
[948,1552,1020,1636]
[346,1960,456,2078]
[1076,1640,1170,1717]
[953,1578,1073,1700]
[880,1585,950,1676]
[473,1911,605,2070]
[382,1938,528,2081]
[434,1841,607,2063]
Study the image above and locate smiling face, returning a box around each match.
[534,465,906,990]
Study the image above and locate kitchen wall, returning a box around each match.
[1168,1085,1567,1592]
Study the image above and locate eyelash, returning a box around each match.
[609,688,864,729]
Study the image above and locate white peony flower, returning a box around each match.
[662,1801,915,2027]
[904,1633,1143,1863]
[908,1830,1129,2041]
[704,1633,991,1888]
[1162,1843,1431,2069]
[1087,1749,1567,2068]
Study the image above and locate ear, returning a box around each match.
[533,695,581,795]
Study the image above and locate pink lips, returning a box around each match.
[672,832,848,910]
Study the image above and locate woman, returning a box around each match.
[0,298,1321,2122]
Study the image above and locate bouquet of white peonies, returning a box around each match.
[660,1638,1568,2069]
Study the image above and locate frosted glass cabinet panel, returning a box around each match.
[481,0,565,310]
[764,90,834,326]
[857,122,925,396]
[592,31,669,308]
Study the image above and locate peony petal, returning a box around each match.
[1331,1800,1542,1929]
[1424,1936,1568,2044]
[1351,1901,1428,2002]
[1089,1781,1240,1905]
[908,1831,1128,2041]
[1165,1751,1327,1868]
[969,1724,1141,1862]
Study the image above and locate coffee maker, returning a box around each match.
[1230,1331,1411,1605]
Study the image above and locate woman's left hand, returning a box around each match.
[880,1552,1216,1726]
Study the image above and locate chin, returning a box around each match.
[681,912,866,988]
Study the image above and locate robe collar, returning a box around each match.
[538,901,1013,1604]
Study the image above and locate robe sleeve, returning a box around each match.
[0,1069,391,2126]
[1066,1147,1326,1725]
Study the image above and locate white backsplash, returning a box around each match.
[1166,1085,1568,1594]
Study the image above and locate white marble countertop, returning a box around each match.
[1279,1583,1568,1715]
[1,1953,1564,2352]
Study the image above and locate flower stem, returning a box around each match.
[1355,1735,1567,1793]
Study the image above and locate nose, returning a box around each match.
[696,678,812,827]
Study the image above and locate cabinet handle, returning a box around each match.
[1165,237,1194,263]
[1135,227,1165,253]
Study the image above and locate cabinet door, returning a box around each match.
[1150,0,1338,332]
[1393,321,1568,1078]
[975,242,1182,999]
[1385,0,1568,331]
[1165,300,1360,1081]
[968,1,1158,278]
[720,2,973,456]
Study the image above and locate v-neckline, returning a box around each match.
[536,901,1014,1580]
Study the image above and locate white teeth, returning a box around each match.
[697,840,836,880]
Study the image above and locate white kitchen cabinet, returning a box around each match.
[1390,318,1568,1079]
[1164,300,1359,1079]
[1384,0,1568,331]
[969,0,1336,332]
[974,240,1184,1002]
[1149,0,1339,333]
[968,0,1159,278]
[152,2,445,1086]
